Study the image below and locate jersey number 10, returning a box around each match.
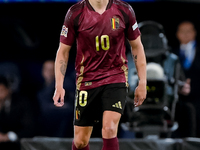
[95,35,110,51]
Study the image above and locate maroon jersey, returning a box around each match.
[60,0,140,90]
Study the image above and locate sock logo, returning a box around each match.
[112,101,122,109]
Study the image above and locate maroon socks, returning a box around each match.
[72,137,119,150]
[102,137,119,150]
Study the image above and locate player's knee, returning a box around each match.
[74,139,88,149]
[102,126,116,137]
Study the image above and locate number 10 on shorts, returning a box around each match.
[76,91,88,107]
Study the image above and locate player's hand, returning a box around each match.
[134,82,146,107]
[53,87,65,107]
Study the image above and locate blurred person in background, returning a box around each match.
[122,21,196,138]
[42,60,55,88]
[36,60,75,137]
[0,75,36,147]
[0,62,21,93]
[173,21,200,137]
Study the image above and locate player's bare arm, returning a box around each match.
[53,42,71,107]
[129,36,147,107]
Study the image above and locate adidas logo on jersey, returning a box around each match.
[112,101,122,109]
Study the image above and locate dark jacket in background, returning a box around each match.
[0,93,36,139]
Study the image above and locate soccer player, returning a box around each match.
[53,0,147,149]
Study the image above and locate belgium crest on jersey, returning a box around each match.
[111,17,119,30]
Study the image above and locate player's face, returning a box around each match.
[176,22,196,44]
[0,84,10,102]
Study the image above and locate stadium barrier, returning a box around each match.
[20,137,200,150]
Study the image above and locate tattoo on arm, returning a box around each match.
[133,54,139,77]
[59,60,67,76]
[133,54,137,64]
[134,55,137,63]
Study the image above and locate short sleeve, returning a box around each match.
[60,8,76,46]
[126,5,141,41]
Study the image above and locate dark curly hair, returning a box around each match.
[0,75,10,88]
